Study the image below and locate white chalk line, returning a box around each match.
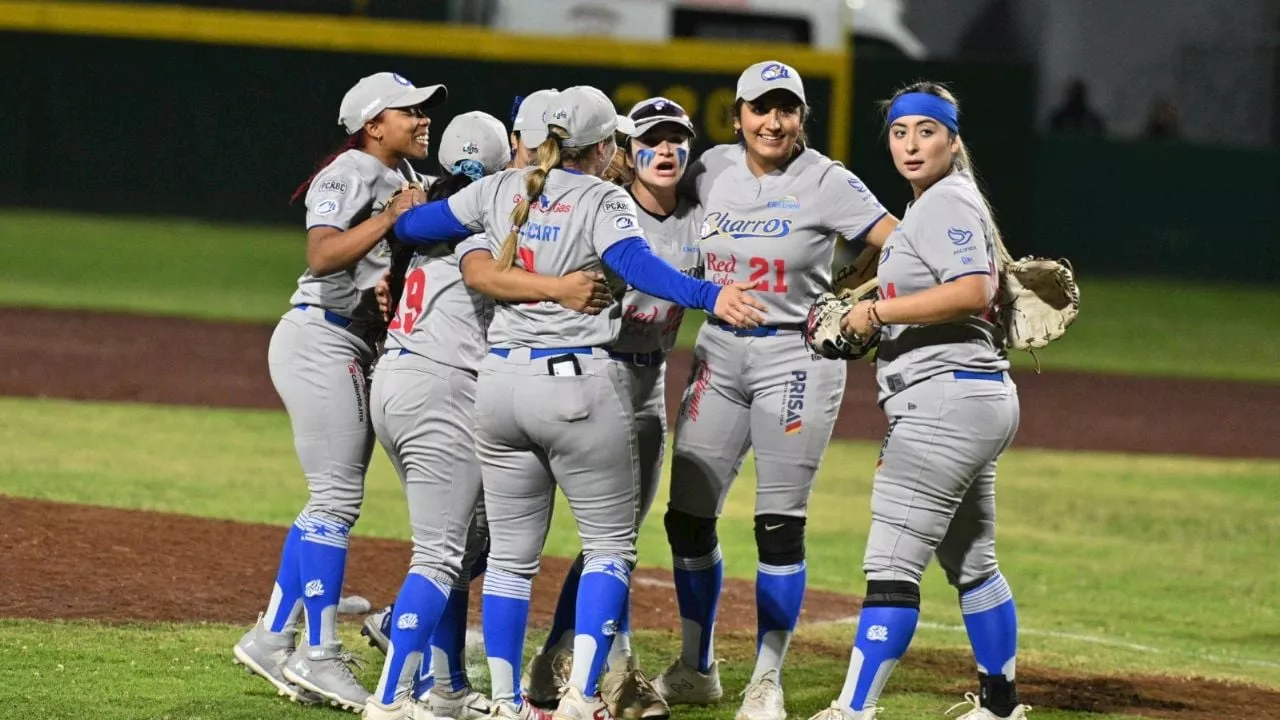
[820,615,1280,670]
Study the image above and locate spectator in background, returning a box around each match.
[1144,98,1181,141]
[1049,78,1106,135]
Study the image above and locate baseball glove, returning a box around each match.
[804,278,881,361]
[998,257,1081,351]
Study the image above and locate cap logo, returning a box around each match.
[462,141,479,155]
[392,73,412,86]
[760,63,792,81]
[552,109,569,121]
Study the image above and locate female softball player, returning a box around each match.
[808,83,1027,720]
[392,85,765,720]
[651,61,899,720]
[364,111,611,720]
[232,71,444,712]
[510,89,561,168]
[522,96,702,720]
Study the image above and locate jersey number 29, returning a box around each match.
[389,268,427,334]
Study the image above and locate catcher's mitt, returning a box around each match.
[804,278,881,361]
[998,257,1080,352]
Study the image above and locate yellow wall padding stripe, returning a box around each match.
[0,1,852,160]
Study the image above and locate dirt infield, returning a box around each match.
[4,306,1280,718]
[3,307,1278,457]
[5,495,1279,720]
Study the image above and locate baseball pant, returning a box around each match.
[475,348,640,576]
[627,362,668,525]
[669,325,847,519]
[370,350,486,587]
[268,308,376,527]
[864,372,1020,587]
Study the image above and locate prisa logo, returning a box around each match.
[779,370,807,435]
[702,212,792,240]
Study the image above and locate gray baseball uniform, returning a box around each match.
[371,233,495,588]
[669,144,887,520]
[864,170,1019,587]
[271,148,414,528]
[609,192,703,524]
[447,167,648,576]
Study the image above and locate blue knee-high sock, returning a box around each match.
[543,552,584,654]
[376,573,450,705]
[960,572,1019,689]
[837,605,919,712]
[569,554,631,697]
[607,590,633,669]
[263,523,305,633]
[296,513,351,648]
[751,561,807,682]
[429,580,473,693]
[483,568,533,706]
[673,545,722,672]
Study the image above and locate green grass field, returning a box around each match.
[2,208,1279,719]
[2,209,1278,381]
[2,396,1278,720]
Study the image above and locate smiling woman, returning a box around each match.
[230,71,448,714]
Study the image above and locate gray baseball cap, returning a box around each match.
[627,97,696,138]
[512,89,560,148]
[735,61,806,104]
[338,72,447,135]
[439,111,510,176]
[546,86,636,148]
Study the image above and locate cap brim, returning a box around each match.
[615,115,637,136]
[741,87,805,104]
[631,115,696,138]
[387,84,448,110]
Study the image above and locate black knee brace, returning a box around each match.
[664,509,719,558]
[864,580,921,609]
[754,514,806,565]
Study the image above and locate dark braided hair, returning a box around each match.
[384,171,477,314]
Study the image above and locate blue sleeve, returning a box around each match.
[393,200,472,245]
[602,237,722,315]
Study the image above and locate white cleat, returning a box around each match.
[428,686,494,720]
[735,669,786,720]
[807,702,881,720]
[490,700,555,720]
[946,693,1031,720]
[553,686,613,720]
[283,641,372,713]
[522,646,573,707]
[651,658,723,706]
[364,696,426,720]
[231,618,323,705]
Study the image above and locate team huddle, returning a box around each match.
[230,59,1054,720]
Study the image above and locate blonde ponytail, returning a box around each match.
[498,127,567,269]
[954,139,1013,269]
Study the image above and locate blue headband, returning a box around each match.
[888,92,959,134]
[450,159,486,182]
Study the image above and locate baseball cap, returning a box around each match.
[735,61,806,104]
[439,111,510,177]
[338,72,447,135]
[512,89,560,148]
[546,86,636,148]
[627,97,696,139]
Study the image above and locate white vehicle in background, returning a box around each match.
[484,0,926,59]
